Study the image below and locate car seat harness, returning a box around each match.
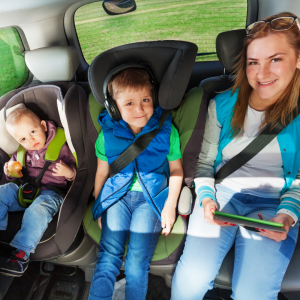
[16,128,68,208]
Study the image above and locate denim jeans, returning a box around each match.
[0,182,64,253]
[89,191,161,300]
[171,185,299,300]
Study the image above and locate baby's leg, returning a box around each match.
[0,182,26,230]
[124,192,161,300]
[89,194,133,300]
[10,189,64,253]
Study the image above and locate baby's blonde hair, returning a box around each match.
[6,108,41,127]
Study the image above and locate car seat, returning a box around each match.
[193,30,300,293]
[82,40,209,286]
[200,29,246,102]
[0,46,97,261]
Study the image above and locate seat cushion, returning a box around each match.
[83,201,187,265]
[214,237,300,292]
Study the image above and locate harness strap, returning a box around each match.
[35,161,52,186]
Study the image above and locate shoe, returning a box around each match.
[0,250,30,277]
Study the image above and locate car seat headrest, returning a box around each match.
[88,40,198,110]
[25,46,80,82]
[0,85,76,156]
[216,29,247,74]
[0,103,26,155]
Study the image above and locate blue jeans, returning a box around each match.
[0,182,64,253]
[171,185,299,300]
[89,191,161,300]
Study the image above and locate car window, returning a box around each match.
[0,27,29,97]
[75,0,247,65]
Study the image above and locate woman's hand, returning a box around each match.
[202,197,234,226]
[98,216,102,230]
[161,202,176,236]
[52,160,75,179]
[257,213,294,242]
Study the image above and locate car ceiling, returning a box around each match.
[0,0,92,27]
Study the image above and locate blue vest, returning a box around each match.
[92,106,172,220]
[214,89,300,196]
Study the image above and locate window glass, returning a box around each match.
[75,0,247,64]
[0,27,29,97]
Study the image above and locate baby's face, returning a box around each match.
[7,116,47,151]
[115,87,154,134]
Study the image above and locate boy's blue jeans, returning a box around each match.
[171,185,299,300]
[0,182,64,253]
[89,191,161,300]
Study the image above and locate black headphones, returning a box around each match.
[103,63,158,121]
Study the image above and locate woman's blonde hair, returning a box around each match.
[231,12,300,137]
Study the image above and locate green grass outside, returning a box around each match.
[0,27,28,97]
[75,0,247,64]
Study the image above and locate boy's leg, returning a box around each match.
[9,189,64,253]
[124,192,161,300]
[232,208,299,300]
[89,193,133,300]
[0,183,26,230]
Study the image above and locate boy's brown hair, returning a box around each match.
[6,108,41,127]
[108,68,153,100]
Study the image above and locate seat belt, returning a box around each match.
[109,110,171,178]
[215,102,300,184]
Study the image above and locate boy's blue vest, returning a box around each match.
[92,106,172,221]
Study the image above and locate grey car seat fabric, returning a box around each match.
[200,29,247,102]
[200,29,300,292]
[0,46,96,261]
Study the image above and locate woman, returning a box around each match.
[171,12,300,300]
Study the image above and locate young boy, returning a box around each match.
[0,108,76,277]
[89,67,183,300]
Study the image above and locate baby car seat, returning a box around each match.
[83,40,209,286]
[0,46,96,261]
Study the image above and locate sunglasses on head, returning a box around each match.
[246,16,300,35]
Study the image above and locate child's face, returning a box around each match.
[115,87,154,134]
[7,116,47,151]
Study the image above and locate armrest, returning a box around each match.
[178,186,193,215]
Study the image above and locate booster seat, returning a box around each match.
[0,46,96,261]
[83,40,209,285]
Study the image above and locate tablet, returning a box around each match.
[213,211,286,232]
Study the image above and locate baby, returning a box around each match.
[0,108,76,277]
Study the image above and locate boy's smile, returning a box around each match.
[115,87,154,134]
[7,116,48,151]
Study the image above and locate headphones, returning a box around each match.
[103,63,158,121]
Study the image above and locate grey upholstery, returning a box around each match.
[25,46,80,82]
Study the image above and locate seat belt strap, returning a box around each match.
[215,102,300,184]
[109,110,171,178]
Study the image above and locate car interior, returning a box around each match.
[0,0,300,299]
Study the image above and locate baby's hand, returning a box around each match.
[4,162,9,177]
[52,160,75,179]
[161,202,176,236]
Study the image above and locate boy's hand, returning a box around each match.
[202,197,232,226]
[98,216,102,230]
[161,202,176,236]
[52,160,75,179]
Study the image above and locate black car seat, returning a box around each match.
[200,29,246,102]
[0,46,96,261]
[197,30,300,293]
[82,40,209,286]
